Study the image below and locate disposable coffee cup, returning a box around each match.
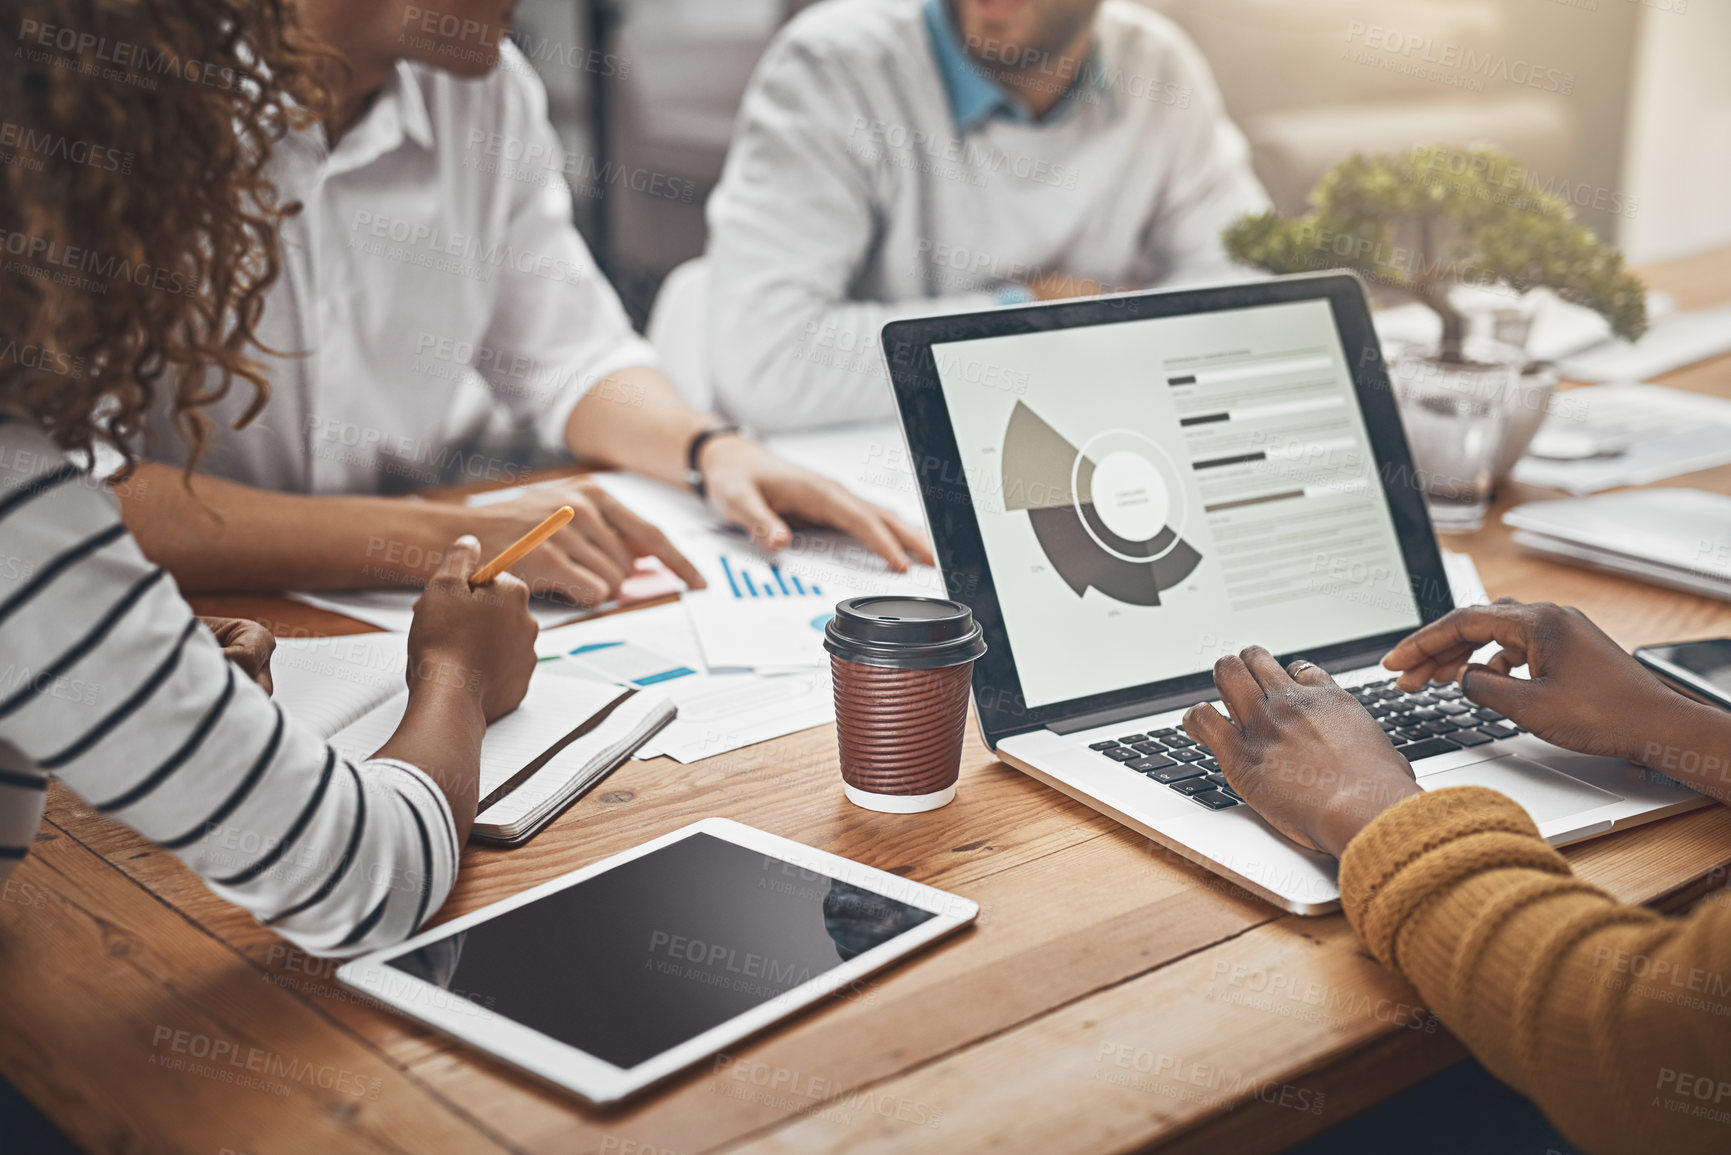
[823,596,986,814]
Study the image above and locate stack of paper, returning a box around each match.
[1511,383,1731,494]
[1555,303,1731,383]
[534,604,836,764]
[1503,488,1731,601]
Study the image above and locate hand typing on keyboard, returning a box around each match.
[1181,647,1423,858]
[1381,599,1731,808]
[1381,600,1706,768]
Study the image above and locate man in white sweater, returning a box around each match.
[706,0,1269,430]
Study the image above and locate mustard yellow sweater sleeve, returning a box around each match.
[1338,786,1731,1155]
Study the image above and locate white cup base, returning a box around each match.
[843,782,956,814]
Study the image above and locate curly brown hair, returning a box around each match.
[0,0,333,468]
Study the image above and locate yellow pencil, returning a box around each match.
[468,505,575,587]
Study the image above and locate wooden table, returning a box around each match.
[6,248,1731,1155]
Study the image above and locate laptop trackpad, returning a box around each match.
[1422,756,1623,825]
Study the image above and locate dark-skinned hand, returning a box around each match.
[408,536,538,722]
[198,617,277,695]
[1382,599,1700,764]
[1183,646,1422,858]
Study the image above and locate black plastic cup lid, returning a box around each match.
[824,596,986,670]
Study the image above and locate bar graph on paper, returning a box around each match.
[718,555,824,600]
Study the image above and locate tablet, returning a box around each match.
[336,817,978,1103]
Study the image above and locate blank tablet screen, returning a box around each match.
[385,833,935,1069]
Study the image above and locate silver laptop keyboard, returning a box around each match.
[1087,678,1526,812]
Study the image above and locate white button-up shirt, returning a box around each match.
[147,43,654,493]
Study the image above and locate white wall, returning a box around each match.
[1619,1,1731,263]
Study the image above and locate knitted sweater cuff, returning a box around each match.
[1338,786,1573,971]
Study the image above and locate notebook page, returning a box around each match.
[327,671,629,796]
[475,691,673,832]
[472,676,628,797]
[271,634,409,738]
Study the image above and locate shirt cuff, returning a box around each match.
[994,284,1037,306]
[534,334,661,455]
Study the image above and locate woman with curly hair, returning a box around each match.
[0,0,537,956]
[107,0,933,609]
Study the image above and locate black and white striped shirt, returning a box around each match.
[0,416,458,957]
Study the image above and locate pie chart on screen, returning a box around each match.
[999,400,1202,606]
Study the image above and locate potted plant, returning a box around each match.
[1223,145,1647,361]
[1222,146,1649,522]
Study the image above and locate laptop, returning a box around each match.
[880,272,1706,914]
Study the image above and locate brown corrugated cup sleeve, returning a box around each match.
[824,596,985,814]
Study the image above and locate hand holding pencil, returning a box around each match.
[469,506,574,588]
[409,535,539,723]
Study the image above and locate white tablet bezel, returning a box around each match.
[335,817,979,1103]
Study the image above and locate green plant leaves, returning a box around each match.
[1223,146,1647,342]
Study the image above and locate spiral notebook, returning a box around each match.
[271,634,674,844]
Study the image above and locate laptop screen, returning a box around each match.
[930,297,1423,711]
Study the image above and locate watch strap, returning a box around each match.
[685,423,745,497]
